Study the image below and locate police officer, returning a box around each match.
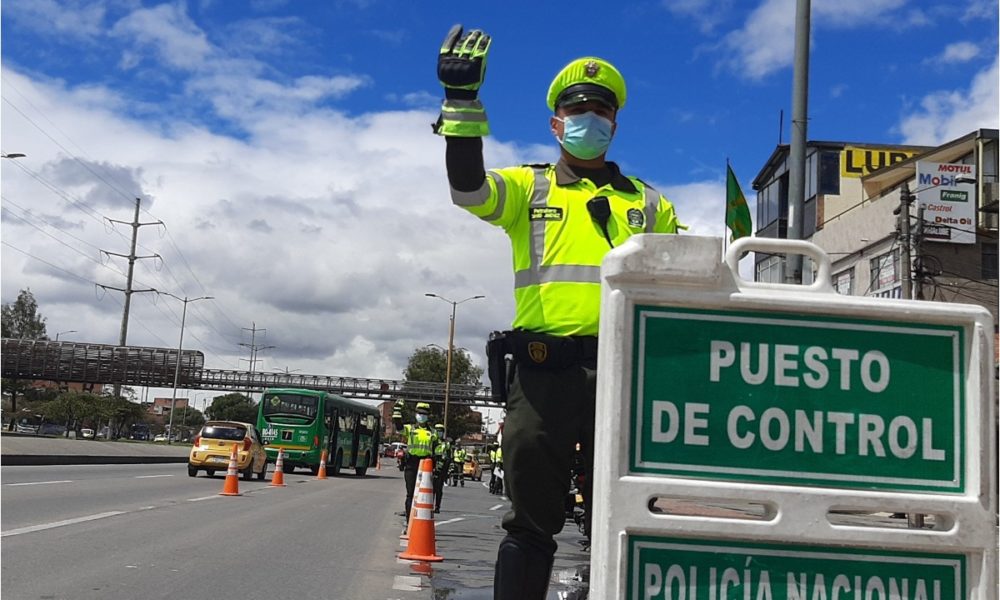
[434,25,683,599]
[392,401,438,528]
[451,444,467,487]
[432,423,450,513]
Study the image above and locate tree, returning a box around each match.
[206,393,257,423]
[40,391,100,437]
[2,289,48,430]
[402,346,484,441]
[1,288,48,339]
[94,394,146,439]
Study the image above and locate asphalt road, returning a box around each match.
[0,461,592,599]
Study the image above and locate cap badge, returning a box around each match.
[584,60,599,78]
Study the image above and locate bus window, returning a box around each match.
[262,393,318,420]
[339,413,355,431]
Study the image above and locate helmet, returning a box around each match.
[546,57,626,112]
[434,423,445,431]
[415,402,431,414]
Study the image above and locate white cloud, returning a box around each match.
[898,56,1000,145]
[110,3,214,70]
[2,0,107,40]
[719,0,907,80]
[661,0,735,34]
[925,42,981,66]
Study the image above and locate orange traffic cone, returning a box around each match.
[399,458,443,562]
[376,452,382,471]
[219,446,242,496]
[316,449,328,480]
[270,447,287,487]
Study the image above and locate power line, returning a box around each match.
[2,96,139,204]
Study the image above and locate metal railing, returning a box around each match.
[1,338,497,406]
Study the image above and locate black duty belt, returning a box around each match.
[503,330,598,370]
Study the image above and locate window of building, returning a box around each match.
[756,254,783,284]
[819,151,840,195]
[756,172,790,231]
[869,249,900,294]
[833,268,855,295]
[803,197,817,238]
[983,243,998,280]
[806,151,817,199]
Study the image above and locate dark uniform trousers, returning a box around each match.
[496,353,596,597]
[403,453,433,521]
[432,459,447,511]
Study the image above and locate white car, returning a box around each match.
[153,433,169,442]
[81,428,95,439]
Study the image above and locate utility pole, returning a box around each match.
[895,182,914,300]
[162,294,213,444]
[99,197,161,401]
[913,205,925,300]
[784,0,811,284]
[239,322,275,386]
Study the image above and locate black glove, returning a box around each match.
[437,24,491,101]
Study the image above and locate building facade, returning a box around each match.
[752,129,998,323]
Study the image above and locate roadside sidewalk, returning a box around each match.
[0,432,190,465]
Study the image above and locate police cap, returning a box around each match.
[546,57,626,112]
[416,402,431,413]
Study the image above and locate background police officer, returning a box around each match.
[450,443,467,487]
[432,423,450,513]
[392,401,438,528]
[434,25,683,599]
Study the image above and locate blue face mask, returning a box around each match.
[416,413,428,424]
[556,112,614,160]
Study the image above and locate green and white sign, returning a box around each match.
[627,535,965,600]
[631,306,965,492]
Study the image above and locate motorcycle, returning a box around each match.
[566,461,588,540]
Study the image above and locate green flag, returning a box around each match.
[725,164,752,241]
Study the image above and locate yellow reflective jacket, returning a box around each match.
[451,160,681,336]
[403,424,436,457]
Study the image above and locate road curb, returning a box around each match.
[3,455,189,466]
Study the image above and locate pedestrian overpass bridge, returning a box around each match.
[1,338,497,407]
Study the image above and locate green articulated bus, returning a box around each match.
[257,388,381,476]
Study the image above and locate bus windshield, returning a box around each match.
[261,392,318,422]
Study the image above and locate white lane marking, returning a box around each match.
[134,475,173,479]
[434,517,464,527]
[1,511,125,537]
[5,480,74,487]
[392,575,426,591]
[489,503,504,511]
[186,495,220,502]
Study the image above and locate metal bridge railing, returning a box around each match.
[2,338,498,406]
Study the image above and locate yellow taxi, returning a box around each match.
[463,455,483,481]
[188,421,268,480]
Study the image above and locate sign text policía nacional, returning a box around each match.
[631,307,964,492]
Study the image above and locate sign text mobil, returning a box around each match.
[627,536,964,600]
[631,307,964,492]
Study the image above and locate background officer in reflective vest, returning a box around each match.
[432,423,450,513]
[392,401,438,527]
[434,25,683,599]
[450,444,467,487]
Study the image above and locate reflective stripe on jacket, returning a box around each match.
[451,162,681,336]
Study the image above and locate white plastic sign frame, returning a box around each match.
[591,235,997,599]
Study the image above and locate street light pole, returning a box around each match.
[163,294,213,444]
[425,293,485,436]
[54,330,77,342]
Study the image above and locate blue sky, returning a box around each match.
[1,0,998,393]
